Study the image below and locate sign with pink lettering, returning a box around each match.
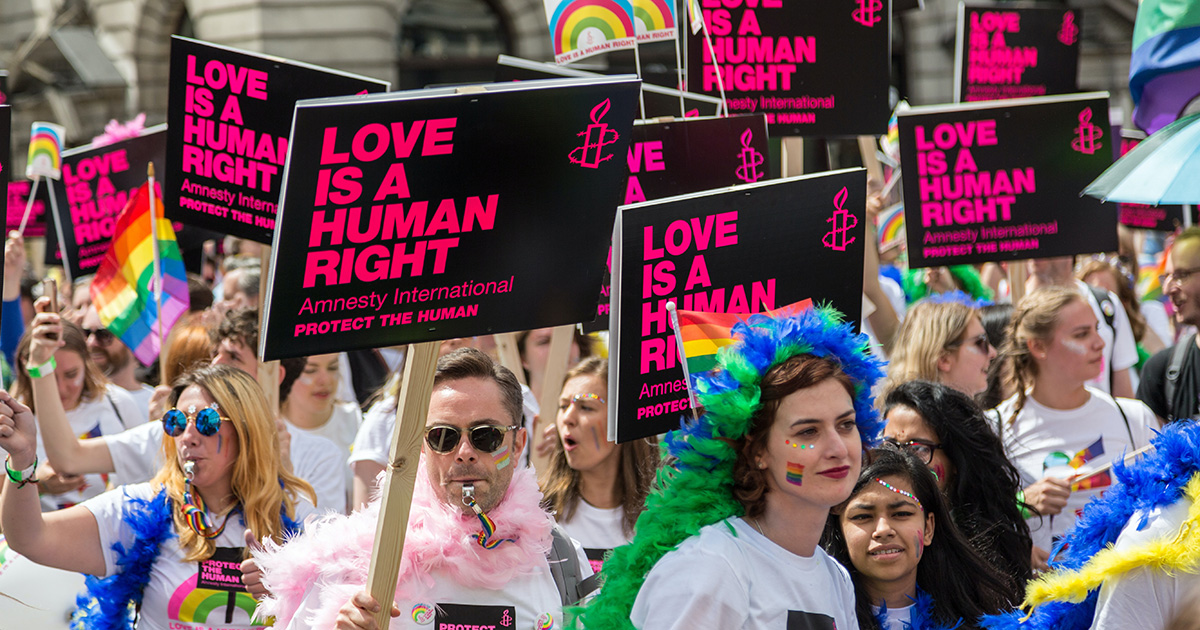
[7,181,49,238]
[0,106,9,218]
[687,0,889,136]
[1116,133,1186,231]
[955,3,1080,103]
[260,77,639,360]
[165,37,390,244]
[610,168,866,442]
[898,92,1116,269]
[584,114,771,330]
[43,126,168,277]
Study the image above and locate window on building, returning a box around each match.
[396,0,512,90]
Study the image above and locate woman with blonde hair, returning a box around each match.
[0,355,315,629]
[540,356,658,571]
[884,300,996,398]
[996,286,1156,569]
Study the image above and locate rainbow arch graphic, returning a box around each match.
[26,121,65,180]
[168,574,259,626]
[546,0,637,65]
[633,0,677,42]
[878,203,905,247]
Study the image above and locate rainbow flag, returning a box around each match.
[879,101,908,163]
[1068,436,1105,469]
[633,0,676,42]
[544,0,637,65]
[90,183,189,366]
[1139,248,1169,303]
[674,298,813,376]
[685,0,703,34]
[1130,0,1200,133]
[878,203,905,249]
[26,122,64,180]
[1072,469,1112,492]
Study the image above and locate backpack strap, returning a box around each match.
[1087,285,1118,391]
[1166,333,1196,421]
[547,525,598,606]
[1105,392,1136,447]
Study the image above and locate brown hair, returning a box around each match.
[13,320,107,413]
[434,347,524,426]
[1076,258,1146,341]
[733,354,856,518]
[212,307,259,351]
[1002,286,1085,423]
[541,357,659,536]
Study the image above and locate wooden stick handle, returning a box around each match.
[529,325,575,479]
[256,245,279,416]
[365,341,440,629]
[493,333,526,387]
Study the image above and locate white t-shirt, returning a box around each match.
[125,383,156,420]
[558,500,628,574]
[996,387,1155,550]
[83,483,316,630]
[35,384,145,511]
[104,421,347,515]
[630,517,858,630]
[1079,280,1139,394]
[1090,497,1200,630]
[286,401,360,508]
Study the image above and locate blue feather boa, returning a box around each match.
[70,485,302,630]
[980,419,1200,630]
[873,588,963,630]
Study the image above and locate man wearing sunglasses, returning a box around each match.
[249,347,594,630]
[81,306,155,414]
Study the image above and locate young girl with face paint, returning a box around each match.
[11,298,143,511]
[580,307,886,630]
[540,357,658,573]
[823,445,1012,630]
[996,286,1157,569]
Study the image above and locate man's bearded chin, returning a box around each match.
[100,346,132,374]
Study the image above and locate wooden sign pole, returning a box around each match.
[781,138,805,177]
[1009,260,1027,306]
[257,245,280,416]
[365,340,440,628]
[493,332,527,387]
[857,136,884,183]
[529,325,575,478]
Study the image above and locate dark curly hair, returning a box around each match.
[882,380,1032,602]
[733,354,856,518]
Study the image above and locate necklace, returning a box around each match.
[752,517,767,538]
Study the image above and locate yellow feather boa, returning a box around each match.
[1023,471,1200,609]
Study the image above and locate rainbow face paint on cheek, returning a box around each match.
[493,445,510,470]
[786,462,804,486]
[932,463,945,482]
[785,440,813,449]
[216,434,223,453]
[915,532,924,560]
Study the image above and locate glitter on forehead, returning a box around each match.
[571,393,605,404]
[875,478,924,512]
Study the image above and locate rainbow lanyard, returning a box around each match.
[462,484,515,549]
[181,461,237,539]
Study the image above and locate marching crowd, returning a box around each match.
[1,187,1200,630]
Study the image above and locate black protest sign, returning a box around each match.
[955,3,1080,103]
[165,37,390,244]
[495,54,724,118]
[260,77,639,360]
[899,92,1116,269]
[610,168,866,443]
[46,126,167,277]
[687,0,889,136]
[8,181,50,238]
[0,106,9,215]
[1117,133,1185,231]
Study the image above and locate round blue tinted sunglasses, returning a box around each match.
[162,406,226,437]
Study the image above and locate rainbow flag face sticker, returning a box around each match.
[26,122,65,180]
[632,0,676,43]
[545,0,638,65]
[493,445,511,470]
[786,462,804,486]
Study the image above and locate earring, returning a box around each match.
[758,461,767,469]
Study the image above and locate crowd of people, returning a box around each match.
[1,189,1200,630]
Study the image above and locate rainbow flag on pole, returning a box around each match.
[673,298,813,375]
[685,0,704,34]
[1139,247,1170,303]
[1130,0,1200,134]
[544,0,637,65]
[26,122,64,180]
[90,183,189,366]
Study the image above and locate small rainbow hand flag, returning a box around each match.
[673,298,813,376]
[1139,247,1170,303]
[91,183,190,366]
[685,0,704,34]
[26,122,65,180]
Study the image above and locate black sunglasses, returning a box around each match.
[162,406,226,437]
[424,424,517,454]
[84,328,116,345]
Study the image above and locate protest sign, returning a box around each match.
[955,3,1080,103]
[586,113,770,330]
[8,181,49,238]
[496,54,724,118]
[43,126,166,277]
[165,37,390,244]
[260,76,639,360]
[610,167,866,443]
[686,0,889,136]
[899,92,1116,269]
[1116,133,1186,231]
[0,106,9,216]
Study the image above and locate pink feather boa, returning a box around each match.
[254,460,554,628]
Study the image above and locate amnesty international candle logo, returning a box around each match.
[569,99,620,168]
[1057,12,1078,46]
[1071,108,1103,155]
[734,128,765,183]
[823,187,857,251]
[852,0,883,27]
